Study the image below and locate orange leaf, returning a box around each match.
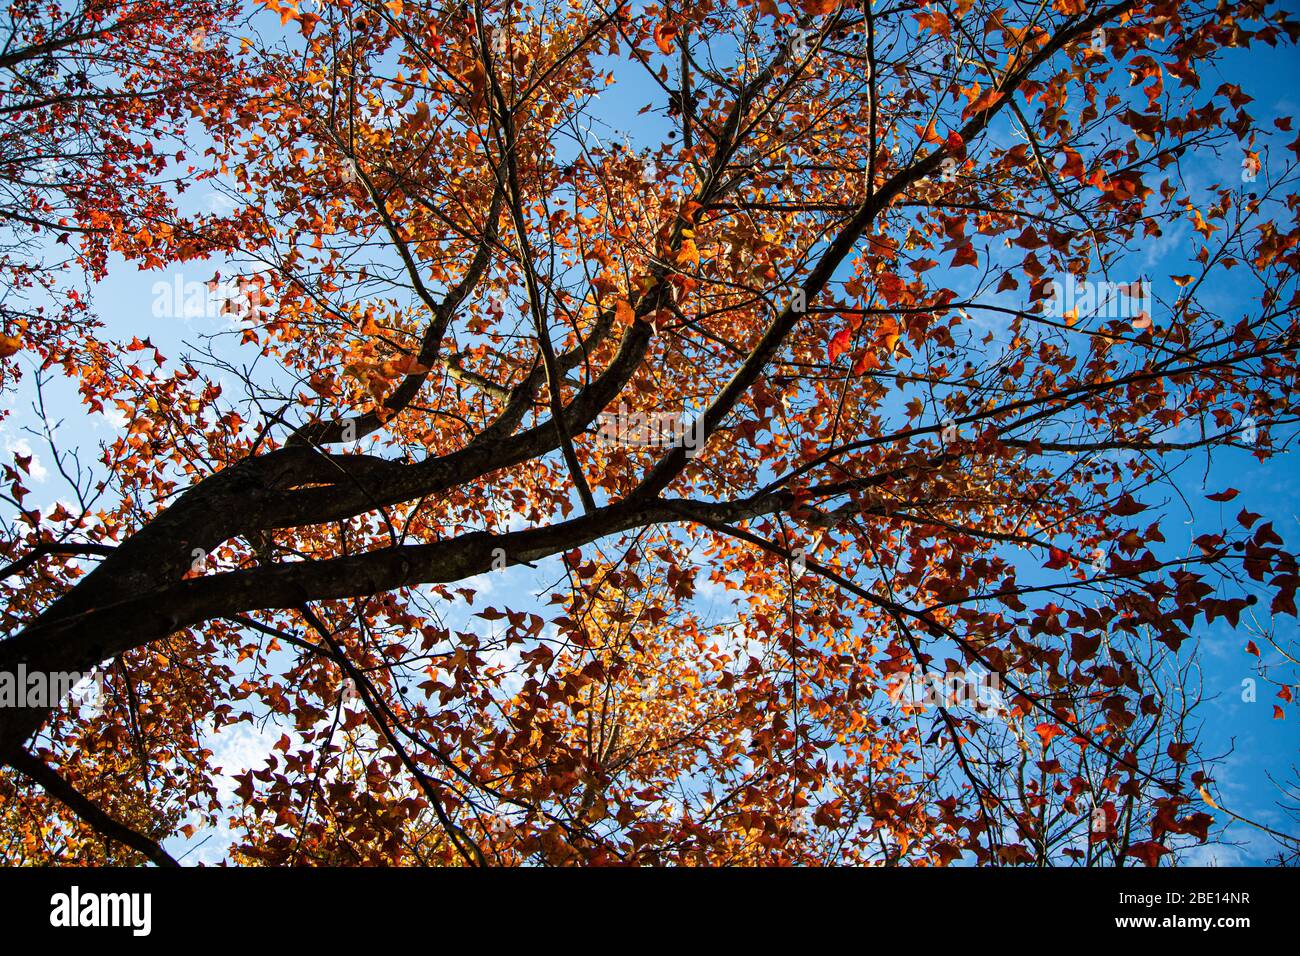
[852,349,880,374]
[676,238,700,268]
[1034,722,1065,747]
[1060,147,1085,180]
[916,10,951,38]
[653,22,678,55]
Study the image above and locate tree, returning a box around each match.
[1,0,1298,865]
[0,0,257,366]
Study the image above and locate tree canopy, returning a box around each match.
[1,0,1299,866]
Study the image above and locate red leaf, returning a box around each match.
[1125,841,1171,867]
[1109,494,1147,517]
[951,243,979,268]
[828,328,853,363]
[1070,631,1101,663]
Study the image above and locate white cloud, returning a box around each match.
[3,436,48,482]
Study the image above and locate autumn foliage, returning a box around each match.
[1,0,1299,866]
